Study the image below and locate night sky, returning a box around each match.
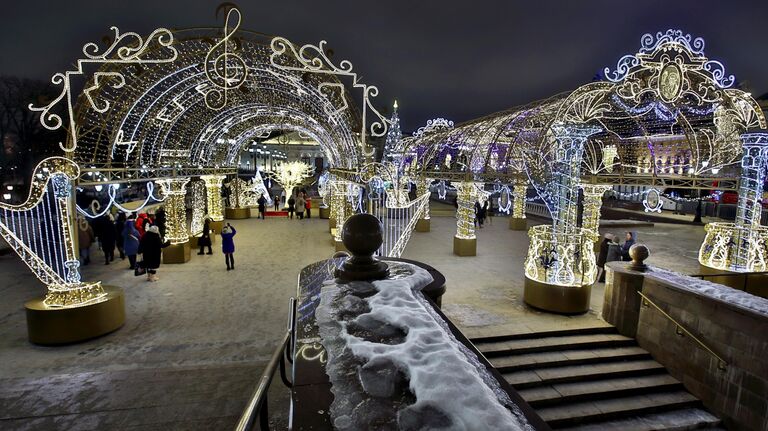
[2,1,767,132]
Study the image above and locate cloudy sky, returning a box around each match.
[2,1,766,132]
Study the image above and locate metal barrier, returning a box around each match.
[235,297,296,431]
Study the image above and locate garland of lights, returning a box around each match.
[156,178,190,244]
[189,180,207,236]
[201,174,226,221]
[271,161,314,202]
[76,182,166,218]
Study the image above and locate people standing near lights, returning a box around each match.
[477,199,487,229]
[273,193,281,211]
[474,199,482,227]
[304,192,312,219]
[596,233,619,282]
[138,225,170,282]
[122,214,141,270]
[77,217,94,265]
[115,212,126,259]
[287,193,296,219]
[620,231,637,261]
[221,223,237,270]
[98,214,116,265]
[295,193,306,220]
[136,213,148,238]
[257,194,267,220]
[197,218,213,255]
[155,206,167,239]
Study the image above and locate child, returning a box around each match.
[221,223,237,270]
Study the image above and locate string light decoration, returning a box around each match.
[76,182,166,218]
[201,174,226,221]
[699,132,768,272]
[511,179,528,219]
[156,178,190,244]
[189,180,207,236]
[271,161,314,200]
[415,177,433,220]
[455,182,479,240]
[225,177,249,209]
[0,157,105,307]
[384,101,403,162]
[580,184,613,242]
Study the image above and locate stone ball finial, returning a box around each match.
[335,213,389,281]
[629,243,650,272]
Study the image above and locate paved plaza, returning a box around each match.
[0,211,707,429]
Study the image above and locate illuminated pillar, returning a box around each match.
[509,178,528,230]
[415,177,432,232]
[731,132,768,271]
[224,177,251,219]
[201,174,225,232]
[580,184,612,243]
[157,178,191,263]
[330,179,349,250]
[454,181,478,256]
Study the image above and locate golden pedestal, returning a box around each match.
[524,277,592,314]
[416,219,431,232]
[25,286,125,345]
[453,236,477,256]
[225,207,251,219]
[319,206,331,219]
[163,241,191,264]
[329,217,337,232]
[509,218,527,231]
[698,264,768,298]
[209,220,224,234]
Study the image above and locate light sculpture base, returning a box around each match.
[163,241,191,264]
[524,277,591,314]
[509,218,527,231]
[334,240,347,252]
[225,207,251,219]
[209,220,224,234]
[453,236,476,257]
[698,264,768,298]
[329,217,337,232]
[319,206,331,219]
[25,285,125,345]
[416,219,430,232]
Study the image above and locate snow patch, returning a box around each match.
[317,261,532,430]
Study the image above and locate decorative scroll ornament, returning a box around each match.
[412,118,455,139]
[269,37,389,157]
[29,26,178,152]
[204,7,248,110]
[643,188,663,213]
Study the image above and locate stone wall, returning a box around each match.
[636,273,768,431]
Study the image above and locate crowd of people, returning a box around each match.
[256,189,313,220]
[596,231,637,282]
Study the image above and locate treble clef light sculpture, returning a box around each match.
[204,6,248,110]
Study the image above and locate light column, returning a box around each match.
[202,174,226,232]
[225,176,251,219]
[454,181,478,256]
[415,177,432,232]
[509,178,528,230]
[330,179,349,251]
[157,178,191,264]
[524,123,601,314]
[580,184,612,244]
[699,131,768,283]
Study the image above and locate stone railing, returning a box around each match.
[604,258,768,431]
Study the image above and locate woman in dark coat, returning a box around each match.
[221,223,237,270]
[197,218,213,255]
[98,214,116,265]
[138,225,169,281]
[287,194,295,219]
[154,207,167,239]
[115,212,126,259]
[122,216,140,270]
[257,194,267,220]
[620,231,637,261]
[597,233,616,282]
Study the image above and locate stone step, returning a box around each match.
[489,346,651,372]
[504,359,666,389]
[470,326,617,345]
[556,408,721,431]
[519,374,683,408]
[538,390,701,428]
[477,333,636,357]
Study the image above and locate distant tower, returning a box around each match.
[384,100,402,162]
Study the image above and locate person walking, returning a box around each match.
[77,217,94,265]
[273,193,281,211]
[257,194,267,220]
[197,218,213,255]
[221,223,237,270]
[99,214,116,265]
[477,199,488,228]
[295,193,306,220]
[287,194,296,219]
[122,215,141,270]
[138,225,169,282]
[115,212,126,259]
[597,233,617,283]
[305,193,312,219]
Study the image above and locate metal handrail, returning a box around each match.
[637,291,727,371]
[235,297,297,431]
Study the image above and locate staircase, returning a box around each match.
[471,327,724,430]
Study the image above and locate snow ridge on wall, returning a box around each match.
[316,261,532,430]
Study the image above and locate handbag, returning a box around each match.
[134,261,147,276]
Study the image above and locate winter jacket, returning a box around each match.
[257,196,267,211]
[288,196,296,211]
[97,216,116,250]
[78,223,94,249]
[115,215,126,247]
[221,227,236,254]
[621,231,637,260]
[305,197,311,210]
[122,222,140,256]
[138,230,169,269]
[295,196,305,213]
